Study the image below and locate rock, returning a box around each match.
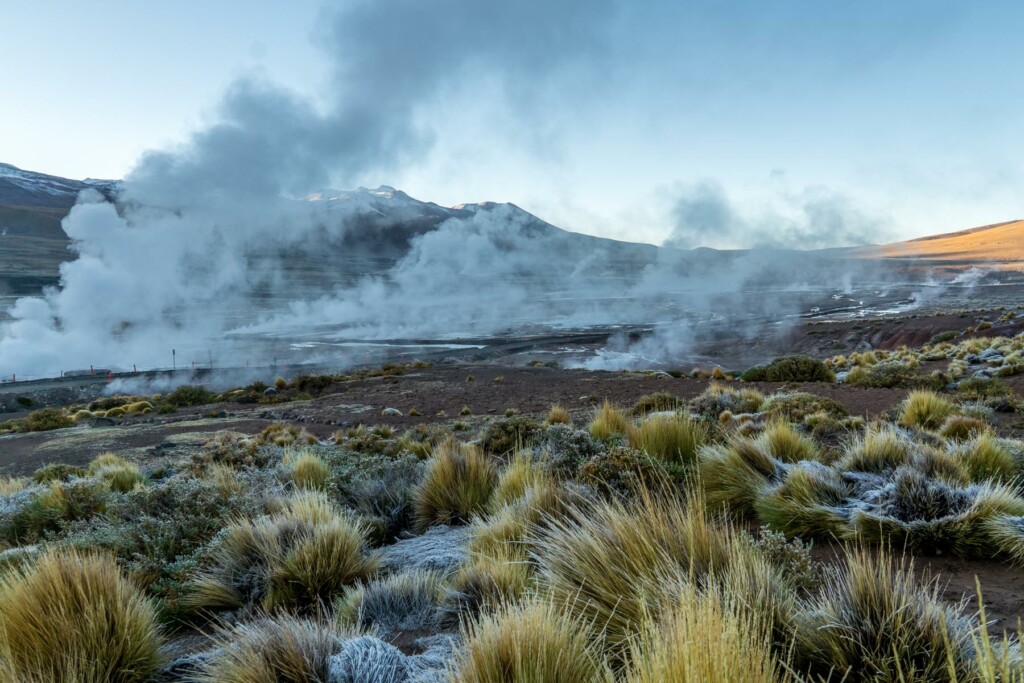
[89,417,116,427]
[159,441,176,450]
[328,636,409,683]
[377,526,470,573]
[835,371,849,384]
[381,407,403,417]
[263,387,278,396]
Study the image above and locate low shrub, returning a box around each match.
[579,445,674,497]
[413,440,496,531]
[0,549,163,683]
[689,383,764,419]
[481,415,541,455]
[740,355,835,383]
[761,391,848,422]
[845,361,945,390]
[161,384,216,410]
[535,425,606,480]
[31,462,85,484]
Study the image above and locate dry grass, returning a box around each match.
[795,547,975,682]
[0,549,163,683]
[545,404,572,425]
[490,450,547,510]
[336,570,444,633]
[447,546,533,618]
[950,433,1017,482]
[755,421,818,463]
[283,450,332,491]
[413,438,496,531]
[624,581,789,683]
[939,415,992,442]
[839,426,913,472]
[196,615,355,683]
[453,600,604,683]
[531,488,732,661]
[697,439,780,516]
[899,390,957,430]
[588,400,632,441]
[0,476,27,496]
[754,461,851,539]
[188,492,380,614]
[628,412,710,467]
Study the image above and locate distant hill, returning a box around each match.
[851,220,1024,269]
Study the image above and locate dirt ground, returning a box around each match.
[1,362,1023,631]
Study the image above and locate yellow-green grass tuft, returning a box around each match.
[413,439,496,532]
[949,433,1017,482]
[87,451,127,474]
[588,400,632,441]
[283,450,332,491]
[188,492,380,614]
[490,450,548,511]
[531,488,732,661]
[697,438,780,516]
[196,615,358,683]
[939,414,991,442]
[0,477,26,496]
[983,515,1024,565]
[795,547,975,682]
[453,600,604,683]
[755,420,818,463]
[899,389,956,430]
[0,549,163,683]
[754,461,851,539]
[624,581,790,683]
[839,426,913,472]
[628,412,710,467]
[336,569,445,633]
[447,546,533,618]
[545,403,572,425]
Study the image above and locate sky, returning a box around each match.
[2,0,1023,247]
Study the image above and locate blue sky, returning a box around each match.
[2,1,1022,247]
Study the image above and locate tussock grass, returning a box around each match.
[698,439,780,516]
[588,400,631,441]
[490,450,547,511]
[839,426,913,472]
[454,600,604,683]
[950,433,1017,482]
[982,515,1024,565]
[849,470,1024,556]
[795,547,975,682]
[283,450,332,491]
[531,488,732,660]
[900,390,957,430]
[0,549,163,683]
[629,391,683,416]
[940,414,991,442]
[87,451,127,474]
[545,403,572,425]
[754,461,851,539]
[188,492,379,614]
[0,477,26,496]
[624,581,789,683]
[755,420,818,463]
[336,569,444,633]
[628,412,710,467]
[413,439,496,531]
[447,545,533,618]
[197,615,356,683]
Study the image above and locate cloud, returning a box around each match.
[665,178,894,250]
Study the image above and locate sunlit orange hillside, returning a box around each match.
[853,220,1024,268]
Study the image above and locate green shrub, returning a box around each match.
[845,361,945,389]
[0,549,163,683]
[481,415,541,456]
[761,391,848,422]
[740,355,835,383]
[31,463,85,484]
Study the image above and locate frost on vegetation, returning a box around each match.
[377,525,470,574]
